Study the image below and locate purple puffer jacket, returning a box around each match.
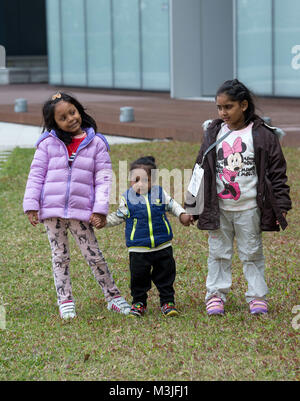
[23,127,112,222]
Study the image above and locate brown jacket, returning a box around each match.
[193,118,292,231]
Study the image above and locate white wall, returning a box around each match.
[170,0,202,98]
[170,0,234,98]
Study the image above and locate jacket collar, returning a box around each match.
[77,127,95,150]
[127,185,161,202]
[207,117,265,140]
[35,127,96,148]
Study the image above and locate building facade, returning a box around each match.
[46,0,170,90]
[44,0,300,98]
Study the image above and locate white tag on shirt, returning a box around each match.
[188,164,204,197]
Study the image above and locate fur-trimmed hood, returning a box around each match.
[202,118,285,140]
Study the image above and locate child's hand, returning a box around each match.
[276,212,287,226]
[179,213,194,226]
[26,210,39,226]
[90,213,107,229]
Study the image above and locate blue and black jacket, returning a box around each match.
[123,185,173,249]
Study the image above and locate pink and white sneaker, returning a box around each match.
[107,296,131,315]
[206,296,225,316]
[249,299,268,315]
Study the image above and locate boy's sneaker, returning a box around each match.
[161,302,179,317]
[249,299,268,315]
[129,302,147,317]
[107,296,131,315]
[59,300,76,320]
[206,296,224,316]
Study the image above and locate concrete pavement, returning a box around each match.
[0,121,148,149]
[0,121,148,170]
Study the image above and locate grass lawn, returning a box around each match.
[0,141,299,381]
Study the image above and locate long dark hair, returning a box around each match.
[42,92,97,144]
[216,79,260,125]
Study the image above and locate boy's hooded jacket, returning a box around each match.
[23,128,112,222]
[191,118,292,232]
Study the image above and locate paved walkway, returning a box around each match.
[0,83,300,146]
[0,121,148,149]
[0,121,148,170]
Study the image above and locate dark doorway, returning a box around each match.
[0,0,47,56]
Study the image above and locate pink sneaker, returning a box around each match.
[206,296,224,315]
[249,299,268,315]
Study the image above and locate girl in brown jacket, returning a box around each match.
[192,79,292,316]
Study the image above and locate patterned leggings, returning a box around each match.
[44,218,120,305]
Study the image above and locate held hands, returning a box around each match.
[179,213,195,227]
[26,210,39,226]
[90,213,107,229]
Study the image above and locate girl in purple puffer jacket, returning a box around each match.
[23,92,130,319]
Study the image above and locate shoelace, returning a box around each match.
[112,297,129,311]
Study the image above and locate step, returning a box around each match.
[0,67,48,85]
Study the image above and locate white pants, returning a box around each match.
[206,208,268,303]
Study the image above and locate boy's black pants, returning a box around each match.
[129,246,176,307]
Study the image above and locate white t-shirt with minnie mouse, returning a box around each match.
[215,122,258,211]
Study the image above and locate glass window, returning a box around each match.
[274,0,300,96]
[61,0,86,86]
[141,0,170,90]
[46,0,62,84]
[237,0,272,95]
[112,0,141,88]
[46,0,170,90]
[86,0,113,87]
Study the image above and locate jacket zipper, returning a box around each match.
[48,132,94,219]
[130,218,137,241]
[64,165,72,218]
[63,136,91,218]
[162,214,170,235]
[144,194,155,248]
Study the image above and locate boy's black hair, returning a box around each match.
[216,79,260,125]
[42,92,97,145]
[129,156,157,180]
[130,156,156,172]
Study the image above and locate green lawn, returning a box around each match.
[0,142,299,381]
